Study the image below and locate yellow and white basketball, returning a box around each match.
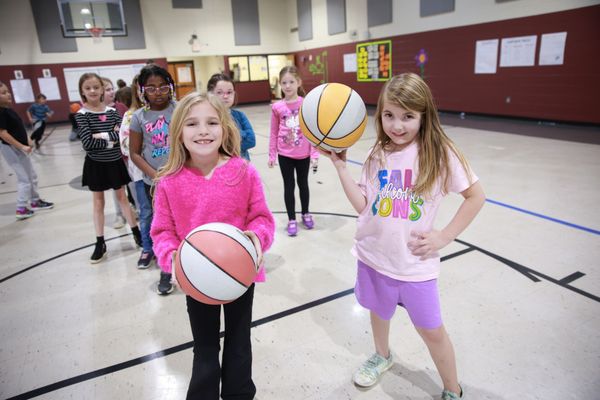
[299,82,368,152]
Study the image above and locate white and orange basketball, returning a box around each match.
[299,82,368,152]
[174,222,258,305]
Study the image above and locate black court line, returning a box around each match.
[558,271,586,285]
[4,213,598,398]
[0,233,133,284]
[6,238,597,399]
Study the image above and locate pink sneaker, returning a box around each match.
[287,220,298,236]
[301,213,314,229]
[16,207,34,220]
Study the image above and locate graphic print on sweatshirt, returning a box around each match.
[371,168,424,221]
[146,115,170,158]
[282,110,301,146]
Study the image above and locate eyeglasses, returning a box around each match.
[143,85,171,95]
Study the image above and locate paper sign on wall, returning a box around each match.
[38,77,61,100]
[500,35,537,67]
[539,32,567,66]
[10,79,35,103]
[475,39,499,74]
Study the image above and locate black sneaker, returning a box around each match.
[90,242,107,264]
[30,199,54,210]
[137,250,154,270]
[157,272,173,295]
[132,229,142,248]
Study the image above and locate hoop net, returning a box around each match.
[86,27,105,43]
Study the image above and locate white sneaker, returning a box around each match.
[113,215,126,229]
[353,352,393,387]
[442,385,464,399]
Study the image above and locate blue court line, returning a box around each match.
[347,158,600,236]
[484,199,600,235]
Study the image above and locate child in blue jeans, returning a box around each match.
[26,93,53,149]
[0,82,54,219]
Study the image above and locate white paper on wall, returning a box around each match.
[500,35,537,67]
[475,39,499,74]
[343,53,357,72]
[10,79,34,103]
[539,32,567,66]
[37,77,61,100]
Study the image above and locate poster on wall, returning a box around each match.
[500,35,537,67]
[539,32,567,66]
[38,77,61,100]
[343,53,357,72]
[10,79,34,103]
[63,64,146,102]
[357,40,391,81]
[475,39,499,74]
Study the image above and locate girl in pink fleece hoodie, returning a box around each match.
[151,92,275,400]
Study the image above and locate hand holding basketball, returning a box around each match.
[299,83,367,152]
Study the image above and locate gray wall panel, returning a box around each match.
[30,0,77,53]
[172,0,203,8]
[367,0,392,27]
[113,0,146,50]
[297,0,313,41]
[420,0,455,17]
[232,0,261,46]
[327,0,346,35]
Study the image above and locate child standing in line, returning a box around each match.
[0,81,54,219]
[118,76,154,269]
[26,93,53,148]
[75,73,141,263]
[101,76,135,229]
[321,73,485,399]
[206,73,256,160]
[268,65,318,236]
[151,92,274,400]
[128,64,177,293]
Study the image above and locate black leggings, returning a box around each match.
[278,154,310,221]
[186,285,256,400]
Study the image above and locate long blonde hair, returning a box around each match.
[366,73,472,197]
[154,92,241,181]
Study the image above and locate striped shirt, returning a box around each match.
[75,106,123,162]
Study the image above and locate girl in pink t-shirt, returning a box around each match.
[268,66,319,236]
[321,73,485,400]
[151,92,274,399]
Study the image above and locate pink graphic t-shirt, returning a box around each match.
[352,142,478,282]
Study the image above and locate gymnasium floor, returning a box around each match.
[1,104,599,400]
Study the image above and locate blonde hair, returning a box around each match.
[154,92,241,181]
[366,73,472,197]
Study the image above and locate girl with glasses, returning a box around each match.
[128,64,177,293]
[206,73,256,161]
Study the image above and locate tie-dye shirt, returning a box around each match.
[352,141,477,282]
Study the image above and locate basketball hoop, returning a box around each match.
[86,26,105,43]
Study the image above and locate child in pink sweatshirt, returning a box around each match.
[151,92,274,400]
[268,66,319,237]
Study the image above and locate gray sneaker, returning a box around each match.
[442,385,464,399]
[353,352,393,387]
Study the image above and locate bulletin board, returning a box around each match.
[63,63,146,102]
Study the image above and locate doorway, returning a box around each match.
[168,61,196,100]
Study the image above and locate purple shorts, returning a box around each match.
[355,260,442,329]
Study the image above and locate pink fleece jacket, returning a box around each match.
[150,157,275,273]
[269,97,319,163]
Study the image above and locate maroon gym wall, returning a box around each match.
[0,58,168,124]
[290,5,600,124]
